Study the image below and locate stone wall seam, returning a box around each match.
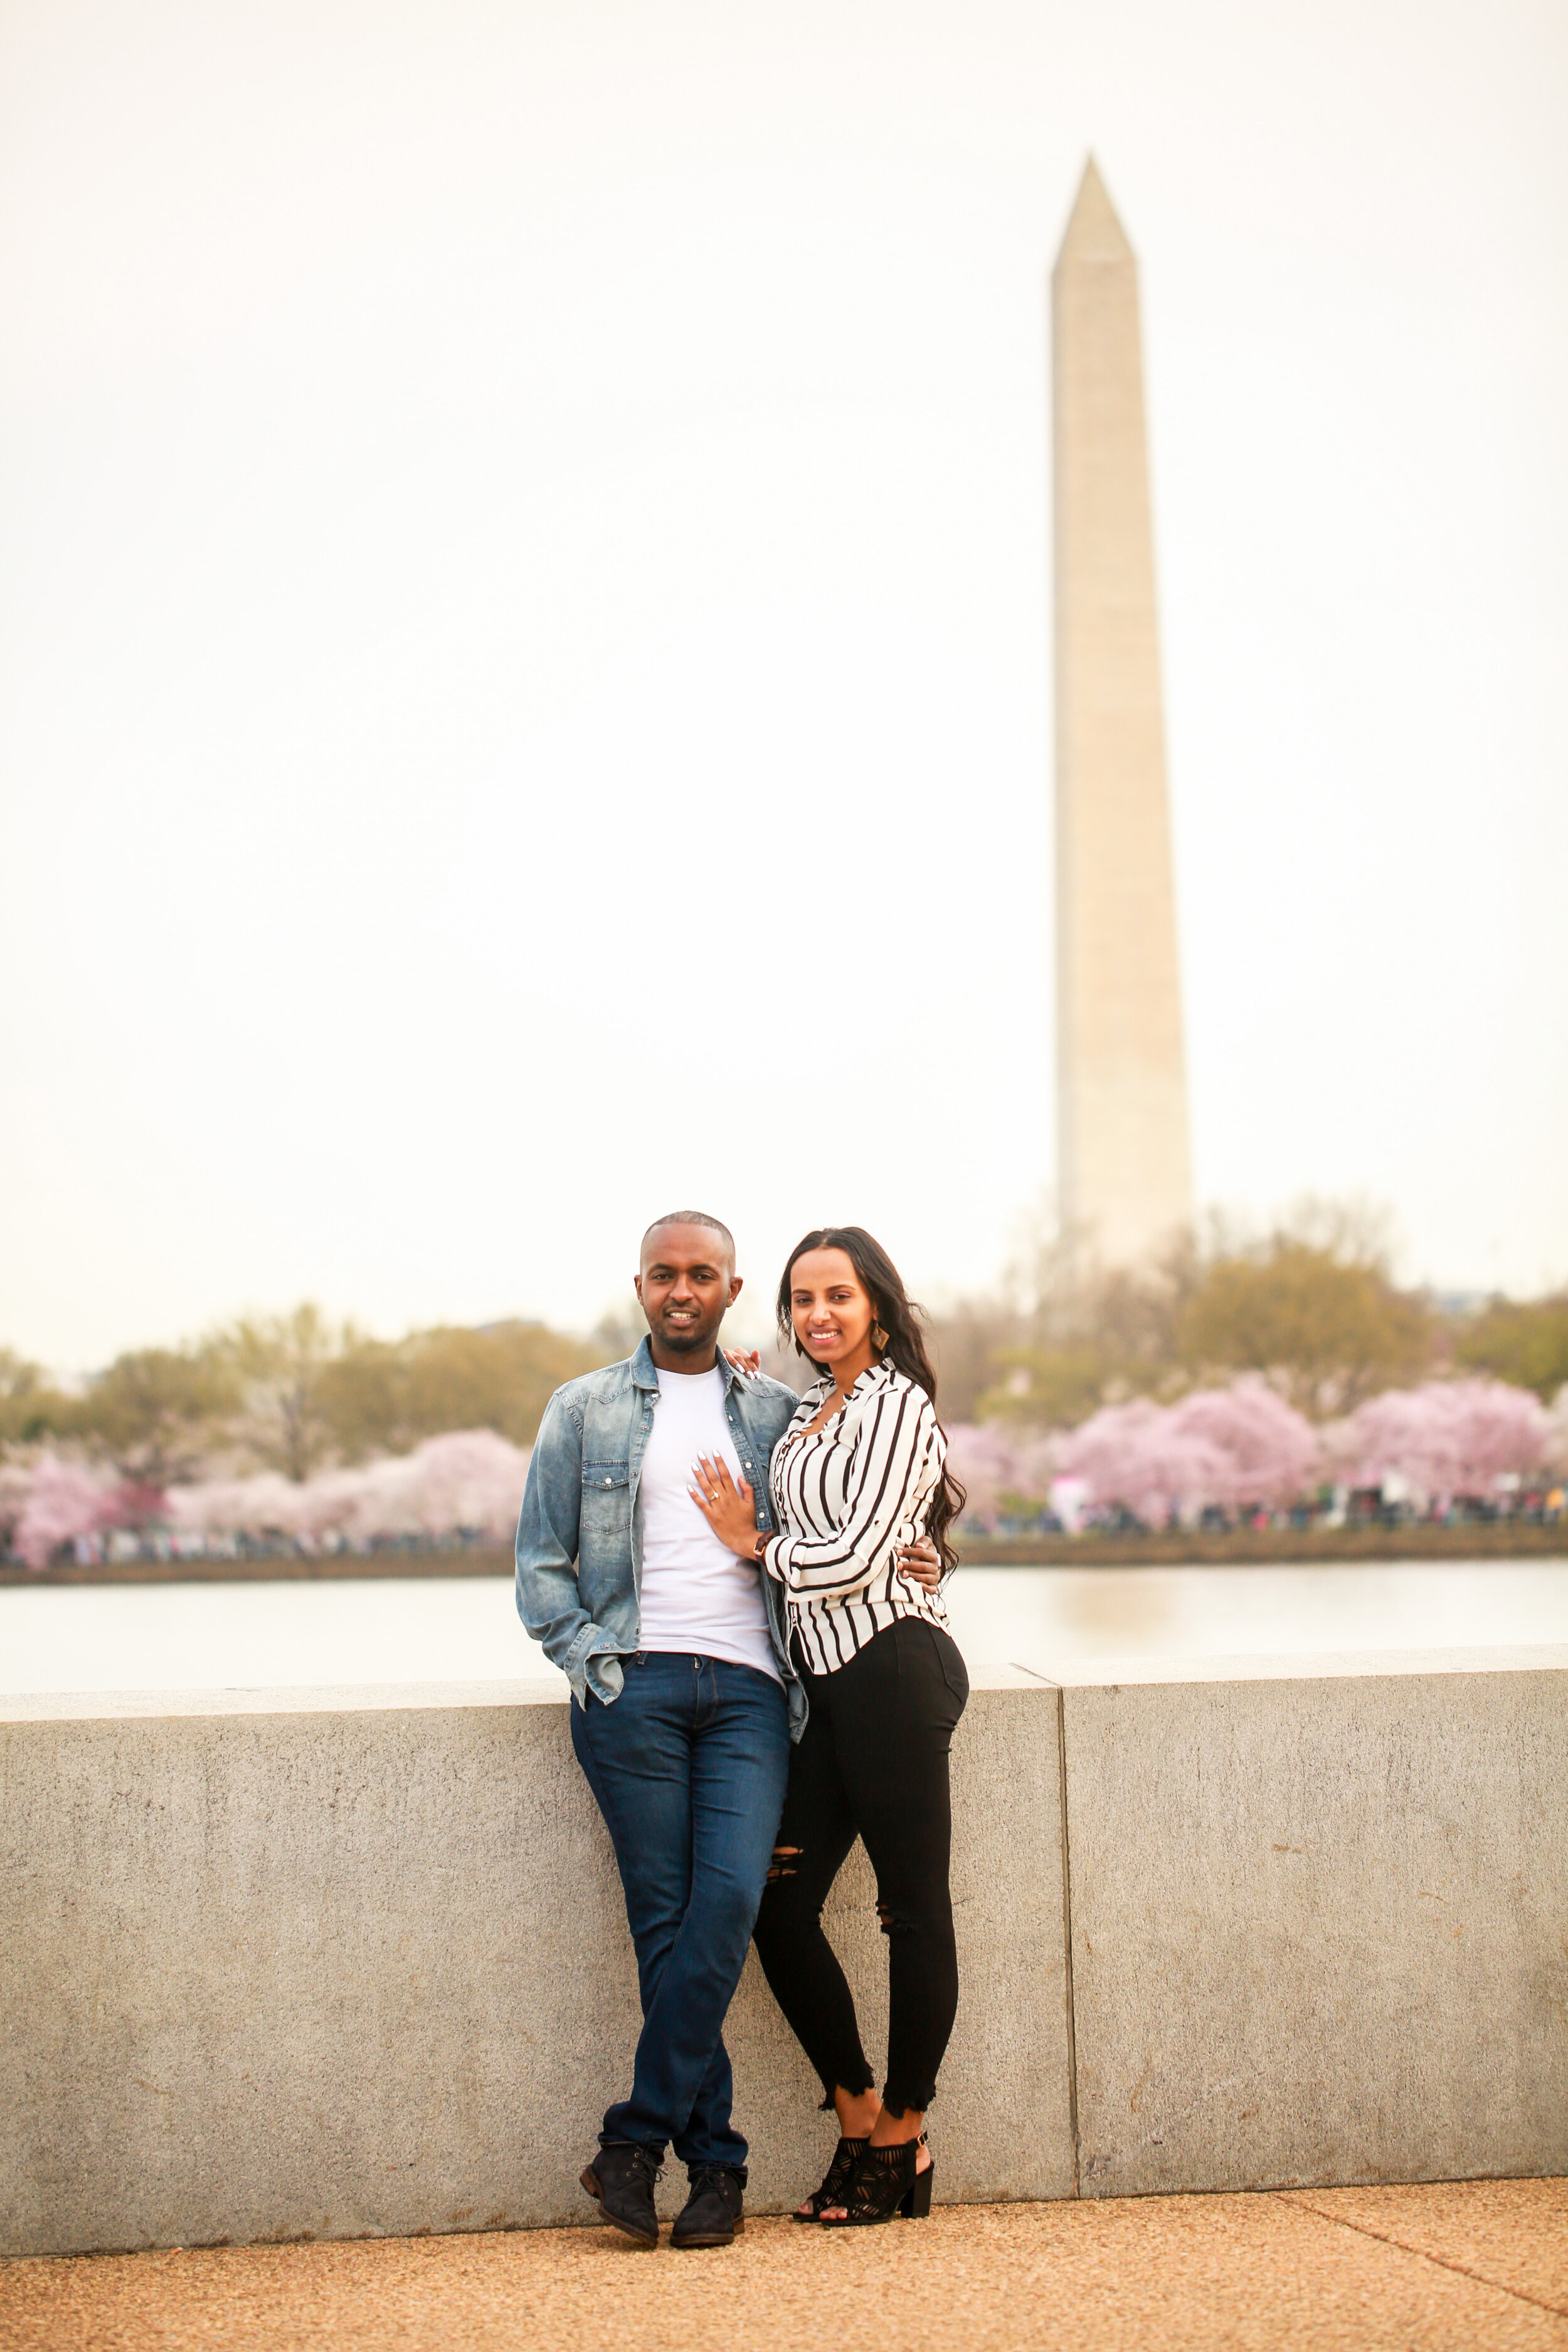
[1055,1682,1082,2198]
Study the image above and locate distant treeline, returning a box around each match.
[0,1311,601,1486]
[3,1206,1565,1485]
[922,1205,1568,1427]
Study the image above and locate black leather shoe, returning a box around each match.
[580,2140,662,2246]
[671,2162,746,2249]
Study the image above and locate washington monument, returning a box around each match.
[1053,158,1193,1265]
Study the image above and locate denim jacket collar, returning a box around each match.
[630,1333,753,1399]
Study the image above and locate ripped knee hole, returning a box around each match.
[877,1903,919,1937]
[766,1844,802,1883]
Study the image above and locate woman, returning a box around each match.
[692,1224,967,2228]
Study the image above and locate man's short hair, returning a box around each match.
[640,1210,736,1267]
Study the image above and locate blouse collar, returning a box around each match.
[803,1355,889,1409]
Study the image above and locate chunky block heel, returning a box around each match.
[900,2159,935,2219]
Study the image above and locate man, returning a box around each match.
[515,1212,936,2250]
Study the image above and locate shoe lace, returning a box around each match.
[625,2144,664,2188]
[689,2163,738,2195]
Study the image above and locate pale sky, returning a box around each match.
[3,0,1565,1369]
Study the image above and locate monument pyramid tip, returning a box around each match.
[1055,155,1135,267]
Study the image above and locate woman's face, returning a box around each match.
[788,1247,876,1370]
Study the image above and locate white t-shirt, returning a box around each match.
[635,1365,780,1683]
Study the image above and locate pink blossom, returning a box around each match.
[105,1481,169,1530]
[945,1424,1057,1527]
[13,1455,115,1570]
[1168,1380,1319,1510]
[163,1431,532,1549]
[1330,1380,1549,1504]
[1545,1392,1568,1482]
[1056,1398,1233,1527]
[397,1430,532,1537]
[0,1460,32,1549]
[1052,1382,1320,1523]
[166,1473,305,1539]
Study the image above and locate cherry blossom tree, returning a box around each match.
[1168,1380,1319,1510]
[166,1472,306,1544]
[163,1431,532,1552]
[1056,1398,1232,1527]
[13,1456,115,1570]
[945,1424,1057,1527]
[0,1459,32,1555]
[1328,1380,1549,1507]
[1054,1383,1320,1525]
[397,1429,533,1537]
[1544,1390,1568,1482]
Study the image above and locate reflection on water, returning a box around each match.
[1,1562,1566,1698]
[946,1563,1568,1675]
[1049,1573,1179,1649]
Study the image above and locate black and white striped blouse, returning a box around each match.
[762,1358,953,1675]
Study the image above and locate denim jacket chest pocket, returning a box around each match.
[724,1428,765,1518]
[581,1461,632,1552]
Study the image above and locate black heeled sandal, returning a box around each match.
[819,2134,934,2226]
[792,2134,869,2222]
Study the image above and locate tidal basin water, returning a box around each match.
[3,1562,1567,1697]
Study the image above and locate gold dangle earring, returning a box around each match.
[870,1321,889,1352]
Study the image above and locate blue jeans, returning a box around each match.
[571,1650,791,2169]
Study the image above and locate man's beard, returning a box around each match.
[658,1312,714,1354]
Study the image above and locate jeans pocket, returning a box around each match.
[930,1625,970,1712]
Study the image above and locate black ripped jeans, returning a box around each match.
[751,1616,969,2118]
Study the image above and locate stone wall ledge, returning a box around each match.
[4,1651,1564,2257]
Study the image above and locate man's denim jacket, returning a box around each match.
[514,1337,808,1737]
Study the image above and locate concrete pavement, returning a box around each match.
[3,2178,1564,2351]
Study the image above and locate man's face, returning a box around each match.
[634,1223,743,1360]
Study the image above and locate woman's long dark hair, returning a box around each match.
[776,1225,966,1574]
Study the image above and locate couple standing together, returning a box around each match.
[515,1213,968,2249]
